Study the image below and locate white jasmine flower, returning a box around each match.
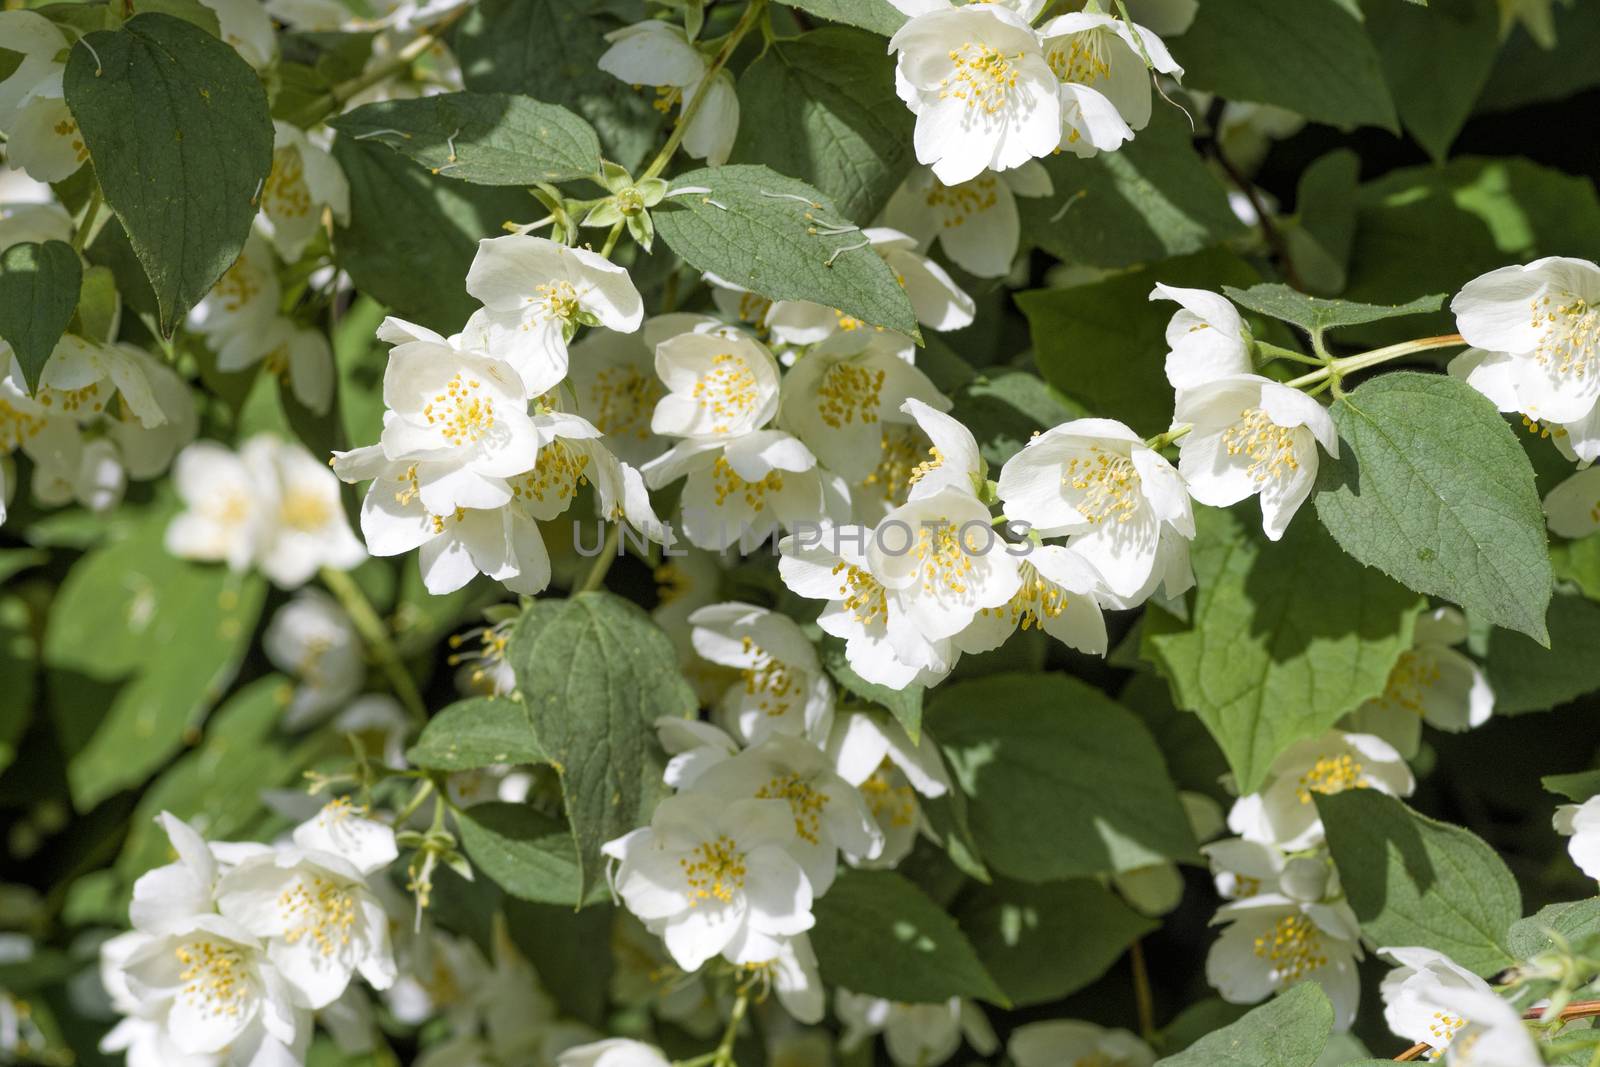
[39,333,165,428]
[835,991,998,1067]
[1451,257,1600,461]
[1009,1020,1154,1067]
[1174,374,1338,540]
[1152,284,1254,391]
[1544,465,1600,538]
[645,431,825,551]
[99,932,223,1067]
[1554,795,1600,881]
[1346,607,1493,758]
[215,842,396,1009]
[602,792,815,972]
[901,396,985,500]
[201,0,278,69]
[1227,731,1415,852]
[128,813,222,936]
[244,318,339,415]
[102,345,199,482]
[334,695,411,769]
[888,5,1061,185]
[261,122,350,261]
[559,1038,673,1067]
[688,735,884,894]
[464,235,645,398]
[0,12,88,183]
[954,544,1108,655]
[25,418,125,513]
[744,933,826,1025]
[829,710,951,869]
[657,717,740,790]
[884,163,1054,279]
[379,335,539,514]
[1037,10,1183,157]
[598,21,740,166]
[1203,837,1339,906]
[190,232,283,351]
[1207,894,1363,1030]
[689,602,835,744]
[265,591,365,728]
[117,915,308,1064]
[294,798,400,876]
[1380,947,1541,1066]
[383,927,489,1030]
[166,440,268,573]
[997,417,1195,600]
[566,316,704,468]
[780,331,950,481]
[252,436,367,588]
[777,523,957,688]
[0,196,72,247]
[652,330,783,442]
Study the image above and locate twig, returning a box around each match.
[321,566,428,726]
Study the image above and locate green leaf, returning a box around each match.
[1145,507,1422,793]
[455,802,603,907]
[1508,898,1600,959]
[116,675,301,880]
[1313,372,1552,643]
[1362,0,1500,161]
[1292,148,1360,296]
[779,0,907,35]
[1479,0,1600,113]
[0,595,37,778]
[333,137,535,334]
[0,241,80,391]
[406,696,546,771]
[956,878,1155,1008]
[508,591,695,899]
[1543,771,1600,803]
[45,509,266,810]
[1317,790,1520,974]
[1019,108,1246,269]
[731,28,914,223]
[456,0,662,170]
[1154,983,1333,1067]
[74,264,120,344]
[504,898,613,1027]
[926,672,1198,881]
[330,92,602,186]
[63,13,274,334]
[1178,0,1397,131]
[810,868,1008,1006]
[1018,248,1261,436]
[1221,284,1443,336]
[951,369,1089,469]
[653,164,919,338]
[1485,594,1600,713]
[818,637,923,741]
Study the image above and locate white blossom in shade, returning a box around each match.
[464,235,645,398]
[200,0,278,68]
[1450,257,1600,461]
[0,456,11,528]
[869,485,1022,640]
[331,439,550,596]
[997,417,1195,600]
[263,591,365,728]
[38,333,165,428]
[25,418,125,513]
[657,717,740,790]
[383,927,489,1030]
[1037,10,1183,157]
[378,335,538,514]
[1206,894,1364,1031]
[645,431,825,552]
[1345,607,1494,759]
[293,797,400,876]
[598,21,739,167]
[689,602,833,745]
[901,396,986,500]
[954,544,1108,655]
[608,911,721,1036]
[1174,374,1338,540]
[234,318,337,416]
[334,695,411,769]
[1203,836,1339,907]
[744,933,826,1025]
[215,839,396,1009]
[888,4,1061,186]
[1009,1020,1155,1067]
[99,932,223,1067]
[565,316,704,468]
[843,422,935,526]
[829,709,950,868]
[779,330,951,481]
[558,1037,673,1067]
[0,196,72,248]
[117,915,308,1064]
[260,121,350,261]
[1380,947,1541,1066]
[884,162,1053,279]
[251,436,367,588]
[652,329,783,441]
[688,735,884,894]
[1227,731,1415,852]
[834,991,998,1067]
[106,346,200,481]
[1554,795,1600,881]
[166,440,268,573]
[1544,465,1600,538]
[1151,284,1254,391]
[777,524,957,688]
[0,12,87,183]
[602,792,815,972]
[190,232,283,351]
[512,408,664,543]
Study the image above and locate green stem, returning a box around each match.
[301,8,468,126]
[1130,939,1157,1043]
[1255,340,1324,368]
[320,566,428,727]
[598,219,626,259]
[1145,423,1192,451]
[577,523,622,594]
[714,987,750,1067]
[641,0,768,181]
[72,185,103,254]
[1285,333,1465,391]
